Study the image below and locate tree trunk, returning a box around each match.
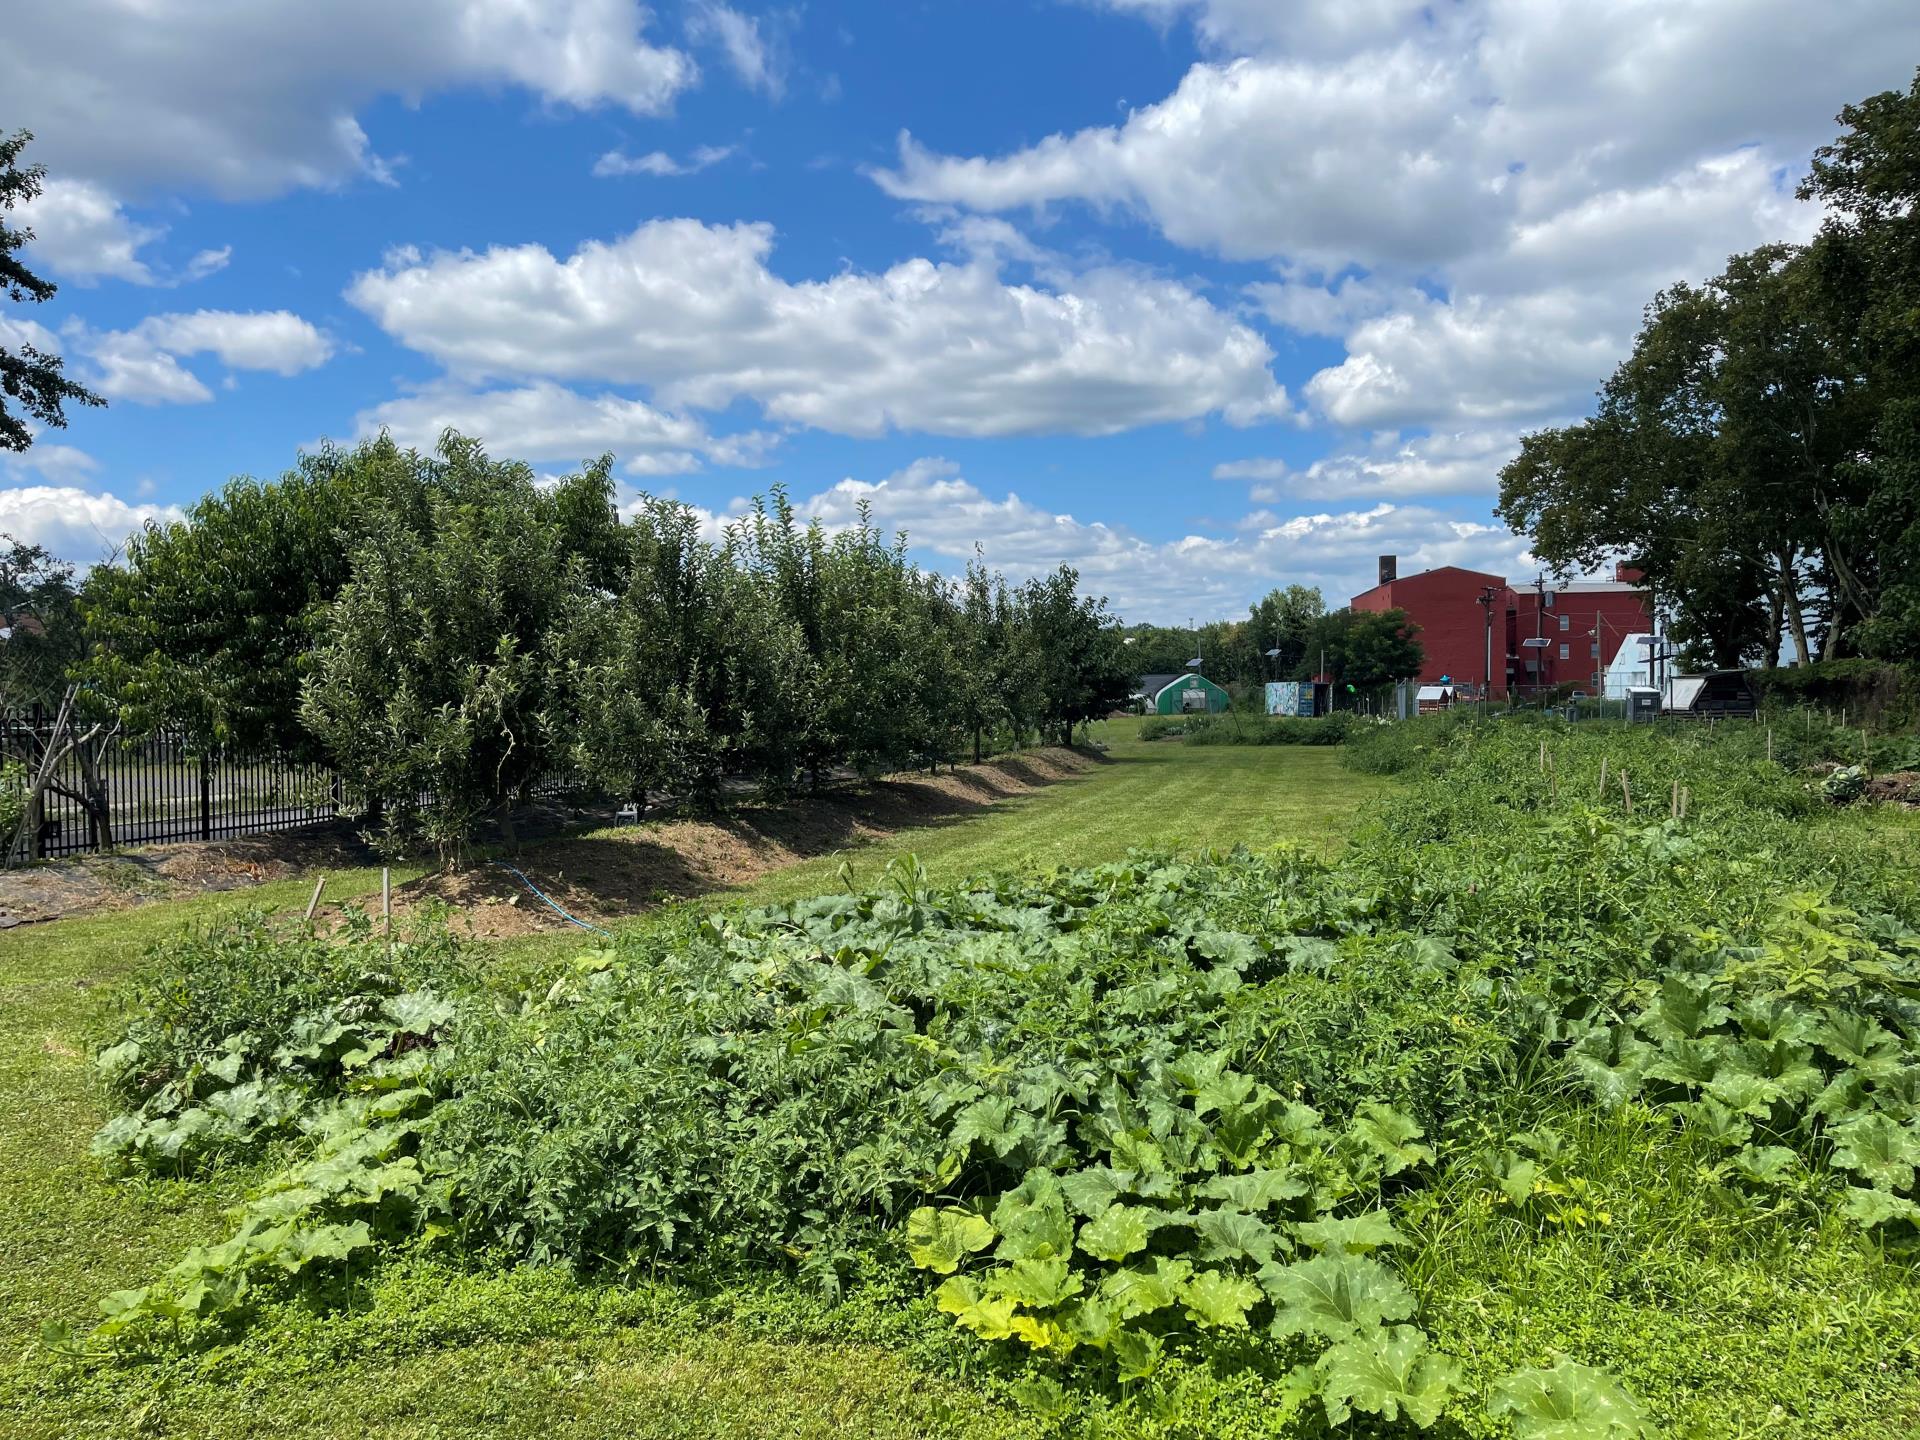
[1781,567,1812,668]
[1821,612,1844,662]
[75,740,112,850]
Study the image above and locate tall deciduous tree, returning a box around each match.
[1800,71,1920,661]
[1016,566,1131,745]
[300,436,611,857]
[1297,608,1423,697]
[1248,585,1326,678]
[82,435,426,757]
[1,130,103,452]
[1499,72,1920,668]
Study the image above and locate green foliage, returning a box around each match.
[0,129,105,454]
[81,436,421,756]
[1162,713,1360,746]
[1490,1360,1658,1439]
[1502,72,1920,666]
[0,533,85,706]
[0,754,24,840]
[89,909,466,1175]
[1301,606,1425,694]
[80,438,1133,854]
[300,438,620,855]
[74,713,1920,1433]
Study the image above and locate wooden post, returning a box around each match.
[1539,739,1546,773]
[1621,770,1632,815]
[1681,787,1690,820]
[1766,726,1774,765]
[1597,755,1609,800]
[1671,778,1680,819]
[304,876,327,922]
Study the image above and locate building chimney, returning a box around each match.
[1378,554,1397,586]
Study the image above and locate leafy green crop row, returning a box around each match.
[54,716,1920,1436]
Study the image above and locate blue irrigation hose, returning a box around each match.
[487,860,613,938]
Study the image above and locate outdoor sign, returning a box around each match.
[1265,680,1313,717]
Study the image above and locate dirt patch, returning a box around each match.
[1866,771,1920,807]
[0,822,377,929]
[399,746,1103,939]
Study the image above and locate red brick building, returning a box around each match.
[1351,557,1652,699]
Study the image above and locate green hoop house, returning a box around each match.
[1141,673,1231,715]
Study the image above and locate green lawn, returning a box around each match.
[0,732,1378,1440]
[740,718,1379,905]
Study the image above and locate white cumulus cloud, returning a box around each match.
[353,381,778,475]
[877,0,1920,447]
[593,144,738,178]
[0,485,181,566]
[2,0,697,201]
[345,219,1290,438]
[78,310,334,405]
[782,457,1534,621]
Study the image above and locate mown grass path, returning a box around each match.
[745,720,1380,905]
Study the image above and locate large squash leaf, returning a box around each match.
[904,1206,995,1274]
[1490,1360,1657,1439]
[1316,1325,1460,1428]
[1261,1253,1414,1340]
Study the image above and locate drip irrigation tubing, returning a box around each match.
[486,859,613,937]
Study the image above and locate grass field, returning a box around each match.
[0,729,1373,1440]
[725,717,1380,905]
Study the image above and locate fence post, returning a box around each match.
[199,752,212,841]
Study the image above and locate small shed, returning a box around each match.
[1414,684,1455,714]
[1141,672,1231,715]
[1666,671,1757,717]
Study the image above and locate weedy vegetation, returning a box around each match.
[13,713,1920,1438]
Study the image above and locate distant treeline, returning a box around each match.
[1119,584,1423,696]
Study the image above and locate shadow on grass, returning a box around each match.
[404,747,1113,933]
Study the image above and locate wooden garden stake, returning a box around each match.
[1670,779,1680,818]
[1681,787,1690,820]
[1766,726,1774,764]
[304,876,327,921]
[1598,755,1609,799]
[1539,739,1547,773]
[1621,770,1632,814]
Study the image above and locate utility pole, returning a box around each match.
[1535,573,1547,695]
[1476,585,1502,701]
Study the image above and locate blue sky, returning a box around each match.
[4,1,1917,622]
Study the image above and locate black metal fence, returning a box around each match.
[2,706,342,863]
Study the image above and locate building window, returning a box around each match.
[1558,614,1570,632]
[1558,642,1570,660]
